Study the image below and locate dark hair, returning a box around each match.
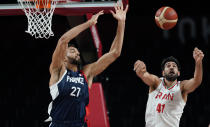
[161,56,181,71]
[68,42,78,48]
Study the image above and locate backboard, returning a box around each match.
[0,0,129,16]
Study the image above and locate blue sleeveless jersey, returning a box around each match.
[48,69,89,125]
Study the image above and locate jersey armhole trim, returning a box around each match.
[50,70,67,89]
[80,71,88,83]
[178,81,187,104]
[148,77,163,95]
[49,70,67,100]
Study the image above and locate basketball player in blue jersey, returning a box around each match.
[134,47,204,127]
[46,2,128,127]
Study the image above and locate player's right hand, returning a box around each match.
[134,60,147,75]
[89,10,104,26]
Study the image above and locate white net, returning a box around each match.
[17,0,58,39]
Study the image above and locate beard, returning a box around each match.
[72,59,81,65]
[164,73,178,81]
[68,57,81,65]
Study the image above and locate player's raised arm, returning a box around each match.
[134,60,161,88]
[181,47,204,94]
[49,11,104,74]
[83,2,128,78]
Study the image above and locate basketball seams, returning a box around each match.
[155,7,169,29]
[160,7,169,19]
[155,6,178,30]
[164,19,178,23]
[158,7,169,29]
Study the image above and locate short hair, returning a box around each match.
[161,56,181,71]
[68,42,78,48]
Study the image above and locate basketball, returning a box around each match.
[155,6,178,30]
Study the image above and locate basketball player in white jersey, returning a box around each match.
[133,47,204,127]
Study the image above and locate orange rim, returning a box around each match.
[35,0,52,9]
[21,0,52,9]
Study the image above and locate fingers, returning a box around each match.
[194,47,204,56]
[91,10,104,24]
[193,47,199,54]
[98,10,104,15]
[110,10,114,16]
[124,4,129,13]
[114,2,118,12]
[134,64,140,72]
[96,10,104,17]
[193,47,205,61]
[114,1,126,11]
[200,53,204,58]
[133,60,145,72]
[116,1,121,10]
[134,60,140,71]
[119,1,123,10]
[111,1,128,15]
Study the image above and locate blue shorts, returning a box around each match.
[50,120,87,127]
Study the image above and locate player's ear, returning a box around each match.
[64,56,68,62]
[178,71,180,76]
[162,71,165,76]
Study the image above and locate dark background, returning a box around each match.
[0,0,210,127]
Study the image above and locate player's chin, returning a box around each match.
[76,58,82,64]
[170,74,178,79]
[168,73,175,77]
[76,57,81,62]
[165,74,178,81]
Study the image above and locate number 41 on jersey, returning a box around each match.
[156,103,165,113]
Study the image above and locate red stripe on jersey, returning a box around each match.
[168,81,177,90]
[80,71,88,83]
[85,105,90,127]
[163,79,177,90]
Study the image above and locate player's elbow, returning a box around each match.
[59,35,71,45]
[197,80,202,86]
[187,80,202,93]
[187,86,199,93]
[195,81,202,89]
[59,36,67,44]
[113,52,121,58]
[194,77,203,86]
[112,50,121,58]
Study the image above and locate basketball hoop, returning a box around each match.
[17,0,58,39]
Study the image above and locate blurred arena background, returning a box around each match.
[0,0,209,127]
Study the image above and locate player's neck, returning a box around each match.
[164,79,177,88]
[66,63,78,72]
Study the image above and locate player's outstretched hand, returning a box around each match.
[89,10,104,26]
[110,1,128,21]
[134,60,147,75]
[193,47,204,64]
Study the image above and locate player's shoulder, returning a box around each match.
[152,77,162,90]
[83,63,94,74]
[179,80,187,88]
[179,80,187,85]
[159,77,164,80]
[157,77,163,84]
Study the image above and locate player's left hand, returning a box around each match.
[193,47,204,63]
[110,1,128,21]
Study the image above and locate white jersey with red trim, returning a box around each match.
[145,78,186,127]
